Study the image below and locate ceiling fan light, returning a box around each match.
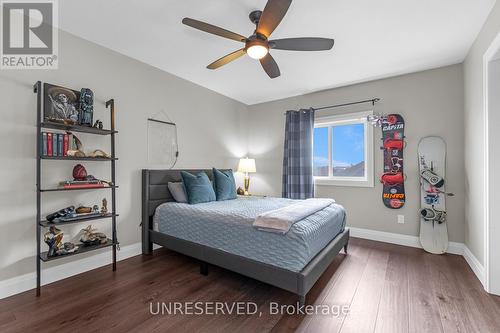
[247,45,268,59]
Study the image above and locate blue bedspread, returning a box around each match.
[154,196,346,272]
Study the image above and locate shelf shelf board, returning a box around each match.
[40,185,118,192]
[40,239,116,262]
[41,156,117,161]
[40,122,117,135]
[39,213,118,227]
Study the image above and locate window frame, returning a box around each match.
[313,110,374,187]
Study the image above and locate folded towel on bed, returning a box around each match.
[253,198,335,234]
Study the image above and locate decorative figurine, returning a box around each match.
[66,149,85,158]
[72,164,87,181]
[101,198,108,214]
[89,149,111,158]
[93,120,103,129]
[80,225,108,246]
[44,226,64,257]
[79,88,94,126]
[75,206,92,214]
[63,242,77,252]
[93,205,100,213]
[57,242,78,255]
[237,187,245,195]
[67,134,86,157]
[46,206,75,222]
[73,134,83,151]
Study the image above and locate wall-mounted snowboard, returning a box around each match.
[380,114,405,209]
[418,136,452,254]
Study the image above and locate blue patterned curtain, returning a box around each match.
[282,108,315,199]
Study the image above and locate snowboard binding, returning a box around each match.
[420,206,447,224]
[421,169,444,187]
[420,165,454,196]
[383,138,404,151]
[380,172,404,186]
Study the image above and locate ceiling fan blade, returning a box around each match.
[182,18,246,42]
[260,53,280,78]
[270,38,335,51]
[256,0,292,38]
[207,49,246,70]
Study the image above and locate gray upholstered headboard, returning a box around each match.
[141,168,233,221]
[143,169,210,218]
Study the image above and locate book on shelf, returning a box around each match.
[58,134,63,156]
[47,132,53,156]
[52,133,57,157]
[42,133,47,156]
[63,134,68,156]
[41,132,73,157]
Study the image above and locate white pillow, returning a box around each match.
[168,182,188,203]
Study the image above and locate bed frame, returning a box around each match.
[141,169,349,305]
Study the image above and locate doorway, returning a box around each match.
[484,32,500,295]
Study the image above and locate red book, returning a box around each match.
[63,183,106,189]
[47,133,53,156]
[63,134,69,156]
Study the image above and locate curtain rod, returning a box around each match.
[285,98,381,114]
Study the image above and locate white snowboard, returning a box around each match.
[418,136,448,254]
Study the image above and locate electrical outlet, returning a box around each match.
[397,215,405,224]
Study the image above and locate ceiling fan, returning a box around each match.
[182,0,334,79]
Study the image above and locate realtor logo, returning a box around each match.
[1,0,58,69]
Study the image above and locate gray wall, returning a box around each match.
[463,0,500,265]
[0,30,247,281]
[246,64,465,243]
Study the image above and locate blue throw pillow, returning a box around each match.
[213,168,237,201]
[180,171,216,204]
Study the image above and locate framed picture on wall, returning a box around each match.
[43,83,81,125]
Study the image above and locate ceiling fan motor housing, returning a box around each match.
[245,35,268,49]
[249,10,262,25]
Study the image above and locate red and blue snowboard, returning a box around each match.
[379,114,405,209]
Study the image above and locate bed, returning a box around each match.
[142,169,350,305]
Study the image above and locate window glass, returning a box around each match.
[313,127,329,176]
[332,124,365,177]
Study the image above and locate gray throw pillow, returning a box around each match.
[168,182,188,203]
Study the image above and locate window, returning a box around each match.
[313,111,374,187]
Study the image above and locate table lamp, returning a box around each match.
[238,157,256,195]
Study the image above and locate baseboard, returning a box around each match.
[463,245,485,286]
[349,227,464,255]
[0,242,143,300]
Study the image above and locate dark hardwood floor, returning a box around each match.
[1,238,500,333]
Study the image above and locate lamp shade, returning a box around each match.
[237,158,256,173]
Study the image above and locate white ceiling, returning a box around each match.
[59,0,496,105]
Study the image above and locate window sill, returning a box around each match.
[314,177,374,188]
